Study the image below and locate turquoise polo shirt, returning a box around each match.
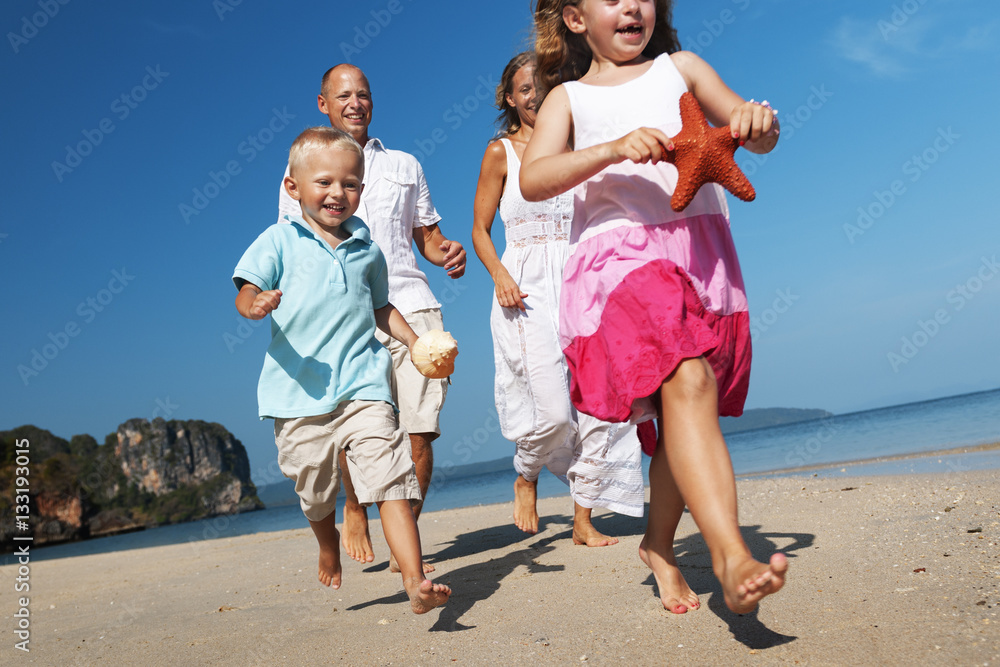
[233,215,393,419]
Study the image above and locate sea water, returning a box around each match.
[21,388,1000,563]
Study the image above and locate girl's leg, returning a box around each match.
[376,499,451,614]
[639,415,700,613]
[659,357,787,614]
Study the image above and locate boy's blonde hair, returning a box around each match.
[288,126,365,179]
[533,0,680,104]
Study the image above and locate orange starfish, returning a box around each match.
[665,92,756,212]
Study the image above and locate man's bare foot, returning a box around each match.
[404,577,451,614]
[389,553,434,574]
[341,504,374,564]
[572,507,619,547]
[639,536,700,614]
[718,552,788,614]
[513,475,539,534]
[318,530,342,589]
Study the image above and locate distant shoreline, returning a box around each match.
[737,441,1000,479]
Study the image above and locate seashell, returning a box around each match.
[411,330,458,379]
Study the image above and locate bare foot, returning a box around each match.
[639,536,700,614]
[513,475,539,534]
[318,530,342,589]
[389,553,435,574]
[572,509,619,547]
[404,577,451,614]
[719,552,788,614]
[341,504,374,564]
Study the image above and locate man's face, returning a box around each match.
[318,67,372,143]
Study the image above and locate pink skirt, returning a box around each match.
[560,216,752,455]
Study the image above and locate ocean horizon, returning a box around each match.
[15,387,1000,564]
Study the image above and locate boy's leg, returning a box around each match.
[639,423,700,613]
[338,450,375,564]
[658,357,787,614]
[377,499,450,614]
[309,510,342,589]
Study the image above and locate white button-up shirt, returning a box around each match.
[278,137,442,314]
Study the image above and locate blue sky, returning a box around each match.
[4,0,998,485]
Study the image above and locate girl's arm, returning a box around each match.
[521,85,674,202]
[471,141,529,311]
[374,302,419,349]
[671,51,780,155]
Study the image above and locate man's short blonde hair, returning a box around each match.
[288,126,364,178]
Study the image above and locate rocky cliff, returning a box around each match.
[0,420,263,551]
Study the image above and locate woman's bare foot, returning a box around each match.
[639,536,700,614]
[341,504,375,564]
[718,552,788,614]
[513,475,539,534]
[318,538,343,589]
[389,553,434,574]
[572,504,618,546]
[404,577,451,614]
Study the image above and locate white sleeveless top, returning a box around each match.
[497,138,573,248]
[562,54,729,246]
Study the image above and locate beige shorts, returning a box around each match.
[273,401,421,522]
[375,308,449,437]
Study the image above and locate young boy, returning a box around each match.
[233,126,450,614]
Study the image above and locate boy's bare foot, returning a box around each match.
[404,577,451,614]
[719,552,788,614]
[639,536,700,614]
[389,553,435,574]
[317,529,343,589]
[513,475,539,533]
[572,508,619,547]
[341,505,375,564]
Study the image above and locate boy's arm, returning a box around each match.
[374,303,418,349]
[235,281,282,320]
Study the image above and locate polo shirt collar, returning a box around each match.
[282,214,373,246]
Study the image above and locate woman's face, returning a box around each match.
[506,63,537,129]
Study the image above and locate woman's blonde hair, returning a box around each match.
[533,0,680,103]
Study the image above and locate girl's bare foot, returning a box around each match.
[318,532,342,589]
[404,577,451,614]
[719,552,788,614]
[639,537,700,614]
[341,505,375,564]
[389,553,435,574]
[513,475,539,533]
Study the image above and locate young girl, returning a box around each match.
[472,52,645,545]
[520,0,787,614]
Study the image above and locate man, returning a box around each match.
[278,64,465,572]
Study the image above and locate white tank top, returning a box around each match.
[497,137,573,247]
[562,53,729,246]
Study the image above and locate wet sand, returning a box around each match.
[4,467,998,665]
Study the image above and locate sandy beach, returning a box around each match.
[5,466,998,665]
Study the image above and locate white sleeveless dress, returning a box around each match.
[489,137,644,516]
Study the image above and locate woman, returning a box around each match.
[471,52,644,545]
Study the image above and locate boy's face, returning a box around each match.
[284,148,365,239]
